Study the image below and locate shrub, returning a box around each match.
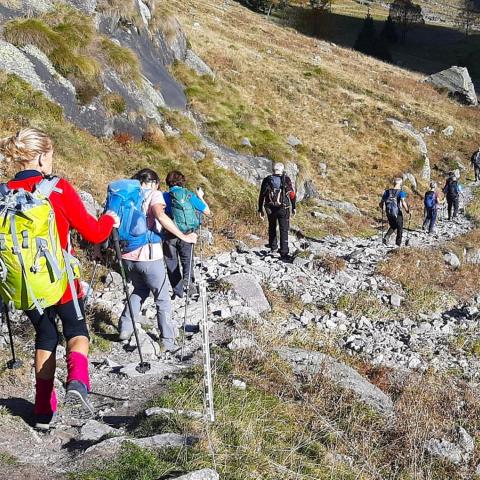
[103,93,127,115]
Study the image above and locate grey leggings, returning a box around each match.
[120,259,175,349]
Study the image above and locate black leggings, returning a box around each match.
[25,299,88,352]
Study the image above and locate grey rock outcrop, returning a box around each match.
[444,252,460,268]
[223,273,270,314]
[387,119,428,156]
[278,347,394,416]
[80,420,118,442]
[425,66,478,106]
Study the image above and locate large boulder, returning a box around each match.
[425,66,478,106]
[223,273,271,315]
[278,347,394,416]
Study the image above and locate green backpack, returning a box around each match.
[0,177,82,319]
[170,187,200,234]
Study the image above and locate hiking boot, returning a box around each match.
[279,254,293,263]
[34,412,57,431]
[65,380,94,418]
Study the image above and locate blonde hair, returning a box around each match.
[0,128,53,165]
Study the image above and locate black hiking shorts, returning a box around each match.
[26,299,88,352]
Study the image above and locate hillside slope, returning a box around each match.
[164,0,479,234]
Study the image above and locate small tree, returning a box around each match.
[354,13,377,56]
[389,0,424,42]
[380,15,399,44]
[456,0,480,36]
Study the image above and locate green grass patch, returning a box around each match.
[103,93,127,116]
[0,452,18,467]
[100,39,142,85]
[335,291,392,319]
[4,7,100,81]
[172,62,293,163]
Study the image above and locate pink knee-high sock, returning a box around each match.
[34,378,58,416]
[66,352,90,391]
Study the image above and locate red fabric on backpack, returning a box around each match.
[7,173,114,304]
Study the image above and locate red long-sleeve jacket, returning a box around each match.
[8,170,114,304]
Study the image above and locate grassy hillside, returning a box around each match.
[160,0,480,236]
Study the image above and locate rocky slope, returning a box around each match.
[1,184,480,478]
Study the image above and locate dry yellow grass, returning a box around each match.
[163,0,479,230]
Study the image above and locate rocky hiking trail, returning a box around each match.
[0,183,479,478]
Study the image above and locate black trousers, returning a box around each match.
[475,165,480,182]
[267,207,290,256]
[162,234,194,298]
[447,196,459,220]
[385,213,404,246]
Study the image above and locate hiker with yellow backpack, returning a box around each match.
[0,128,119,430]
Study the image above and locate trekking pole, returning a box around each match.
[111,228,151,374]
[381,208,385,241]
[405,212,412,246]
[4,302,22,369]
[181,243,195,361]
[200,279,215,422]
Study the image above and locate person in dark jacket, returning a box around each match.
[471,147,480,182]
[443,172,464,221]
[379,177,410,247]
[258,162,296,261]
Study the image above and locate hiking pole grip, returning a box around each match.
[111,228,150,373]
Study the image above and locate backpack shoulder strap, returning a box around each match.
[35,176,62,198]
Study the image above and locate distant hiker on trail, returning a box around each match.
[379,177,410,247]
[258,162,296,262]
[163,170,210,300]
[0,128,120,430]
[114,169,197,352]
[443,172,464,221]
[423,181,443,234]
[471,147,480,182]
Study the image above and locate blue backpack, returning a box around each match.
[424,191,436,209]
[105,179,161,253]
[170,187,200,234]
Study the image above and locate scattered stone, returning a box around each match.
[287,134,302,147]
[145,407,205,420]
[390,294,402,308]
[173,469,219,480]
[80,420,117,442]
[227,337,256,351]
[232,379,247,390]
[192,151,206,162]
[387,118,428,156]
[85,433,196,455]
[104,271,123,289]
[444,252,461,268]
[402,172,417,191]
[241,137,252,147]
[278,348,394,416]
[119,361,184,378]
[457,426,474,454]
[425,438,463,465]
[223,273,271,314]
[442,125,454,137]
[425,66,478,106]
